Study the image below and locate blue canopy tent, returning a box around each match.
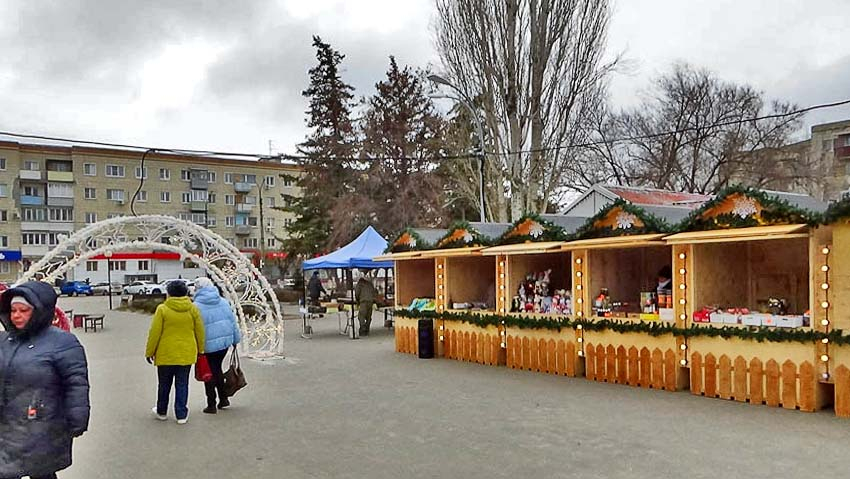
[301,226,393,339]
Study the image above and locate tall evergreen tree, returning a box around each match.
[282,36,357,256]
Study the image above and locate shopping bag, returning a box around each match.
[194,354,213,382]
[222,347,247,397]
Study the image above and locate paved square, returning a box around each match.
[58,296,850,479]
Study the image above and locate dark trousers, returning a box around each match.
[1,474,57,479]
[156,365,191,420]
[204,348,228,407]
[358,301,374,334]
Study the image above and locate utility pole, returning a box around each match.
[258,184,266,271]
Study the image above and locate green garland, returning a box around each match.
[677,185,820,231]
[571,199,672,240]
[496,213,568,245]
[435,221,493,249]
[823,193,850,225]
[395,309,850,345]
[387,228,432,253]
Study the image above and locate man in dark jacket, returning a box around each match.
[306,271,326,306]
[0,281,90,479]
[354,271,377,336]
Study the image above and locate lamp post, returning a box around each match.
[105,250,113,310]
[428,74,487,222]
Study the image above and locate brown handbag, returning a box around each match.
[222,347,247,397]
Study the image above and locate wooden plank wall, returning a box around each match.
[584,343,678,391]
[506,333,578,377]
[689,352,816,412]
[444,327,503,366]
[394,325,418,355]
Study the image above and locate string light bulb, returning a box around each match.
[576,258,582,264]
[822,247,830,255]
[679,253,686,259]
[680,343,687,350]
[680,299,687,305]
[821,354,829,362]
[822,283,829,290]
[680,314,687,320]
[576,271,582,278]
[822,338,829,344]
[822,265,829,272]
[680,359,687,366]
[679,284,686,290]
[679,268,686,275]
[576,324,582,330]
[822,301,830,309]
[578,350,584,357]
[822,319,830,326]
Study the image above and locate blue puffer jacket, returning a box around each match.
[193,286,241,354]
[0,281,90,477]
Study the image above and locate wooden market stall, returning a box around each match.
[663,188,829,411]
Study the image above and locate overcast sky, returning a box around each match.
[1,0,848,154]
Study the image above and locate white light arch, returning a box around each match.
[19,215,284,358]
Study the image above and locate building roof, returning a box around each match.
[602,184,711,208]
[812,119,850,134]
[539,215,588,234]
[639,205,695,225]
[762,190,829,213]
[411,228,447,246]
[468,222,512,239]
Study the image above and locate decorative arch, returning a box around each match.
[19,215,284,358]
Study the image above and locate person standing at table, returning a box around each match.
[355,271,377,336]
[0,281,90,479]
[307,271,326,307]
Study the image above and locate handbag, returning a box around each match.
[222,347,247,397]
[194,354,213,382]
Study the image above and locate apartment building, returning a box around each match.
[0,140,301,284]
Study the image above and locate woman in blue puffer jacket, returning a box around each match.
[0,281,90,479]
[193,277,241,414]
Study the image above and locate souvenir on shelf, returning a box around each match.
[510,269,571,315]
[407,298,436,312]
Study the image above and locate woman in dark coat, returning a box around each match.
[0,281,90,479]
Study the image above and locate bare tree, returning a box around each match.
[434,0,616,221]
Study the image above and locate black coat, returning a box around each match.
[307,275,326,299]
[0,281,90,477]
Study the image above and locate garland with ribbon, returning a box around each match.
[395,309,850,345]
[387,228,431,253]
[496,213,568,245]
[677,185,820,231]
[571,199,672,240]
[823,193,850,225]
[435,221,493,249]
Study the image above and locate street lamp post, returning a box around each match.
[105,250,113,310]
[428,74,487,223]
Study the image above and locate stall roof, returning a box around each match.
[640,205,694,225]
[763,190,829,213]
[303,226,394,270]
[418,247,486,258]
[468,222,512,239]
[482,241,565,255]
[373,251,423,261]
[540,215,589,234]
[413,228,448,246]
[562,233,668,250]
[663,224,809,244]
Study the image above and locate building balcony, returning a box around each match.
[234,182,253,193]
[236,203,254,213]
[20,195,44,206]
[46,171,74,182]
[21,245,50,257]
[19,170,42,181]
[190,201,208,212]
[21,222,73,232]
[235,225,252,235]
[47,197,74,207]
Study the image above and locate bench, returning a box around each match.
[84,314,105,332]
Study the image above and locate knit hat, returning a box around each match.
[10,296,33,309]
[195,277,214,290]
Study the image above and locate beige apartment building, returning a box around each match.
[0,140,301,283]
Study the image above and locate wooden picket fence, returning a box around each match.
[584,344,678,391]
[444,329,502,366]
[395,325,418,355]
[506,335,579,377]
[835,365,850,417]
[689,353,816,411]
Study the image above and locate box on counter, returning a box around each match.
[741,313,771,327]
[775,315,804,328]
[693,309,712,323]
[639,313,660,321]
[659,308,675,322]
[761,315,777,327]
[710,312,739,324]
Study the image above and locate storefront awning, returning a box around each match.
[417,247,485,258]
[373,251,424,261]
[561,233,667,250]
[481,241,565,256]
[662,224,809,245]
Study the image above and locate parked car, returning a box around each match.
[91,282,122,296]
[123,280,154,295]
[145,279,195,296]
[59,281,93,296]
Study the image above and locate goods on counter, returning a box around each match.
[452,302,488,310]
[691,303,808,328]
[511,269,572,315]
[407,298,436,312]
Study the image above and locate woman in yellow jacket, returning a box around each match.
[145,280,204,424]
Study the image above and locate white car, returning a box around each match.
[92,282,122,296]
[123,281,154,295]
[144,279,196,296]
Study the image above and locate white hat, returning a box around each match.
[195,277,214,290]
[10,296,33,309]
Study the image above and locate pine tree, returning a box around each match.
[282,36,357,256]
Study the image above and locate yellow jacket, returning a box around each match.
[145,297,205,366]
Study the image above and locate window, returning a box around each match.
[84,163,96,176]
[178,213,191,221]
[0,263,8,274]
[159,168,170,180]
[105,165,125,177]
[106,189,124,201]
[265,197,275,208]
[160,191,171,203]
[244,195,257,205]
[23,185,41,197]
[135,167,148,179]
[24,160,40,171]
[264,175,275,188]
[136,191,148,202]
[189,213,205,225]
[245,174,257,184]
[0,158,5,170]
[181,169,191,181]
[84,188,96,199]
[109,261,127,271]
[138,260,149,271]
[85,212,97,224]
[86,261,98,272]
[283,176,293,187]
[266,218,275,228]
[207,171,216,183]
[284,218,293,227]
[267,238,276,248]
[225,195,235,205]
[224,172,233,184]
[208,193,216,204]
[243,238,258,248]
[22,232,61,246]
[48,183,74,198]
[823,140,833,151]
[0,184,6,197]
[191,190,208,202]
[22,208,46,222]
[181,192,191,204]
[106,213,123,219]
[0,210,6,222]
[844,136,850,147]
[0,236,7,248]
[248,216,258,227]
[48,208,73,222]
[207,216,217,227]
[225,216,234,227]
